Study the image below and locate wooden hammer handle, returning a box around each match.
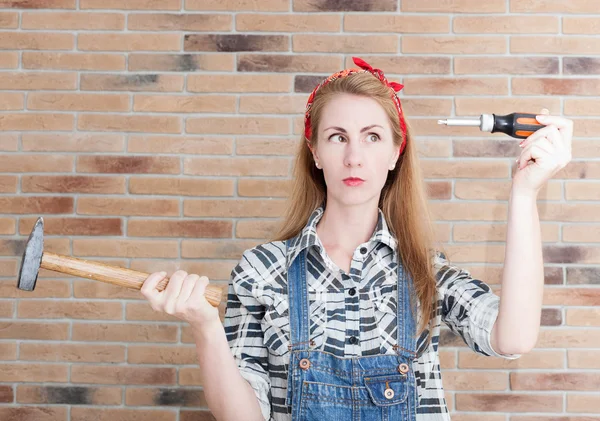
[41,252,222,307]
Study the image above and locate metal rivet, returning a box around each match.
[384,388,395,399]
[299,358,311,370]
[398,363,409,374]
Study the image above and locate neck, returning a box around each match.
[316,200,379,252]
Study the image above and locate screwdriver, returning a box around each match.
[437,112,544,139]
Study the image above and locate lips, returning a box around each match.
[343,177,364,182]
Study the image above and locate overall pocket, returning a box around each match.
[364,373,409,406]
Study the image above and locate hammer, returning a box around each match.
[17,217,223,307]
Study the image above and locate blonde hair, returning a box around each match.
[269,71,446,351]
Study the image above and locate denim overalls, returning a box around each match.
[284,239,419,421]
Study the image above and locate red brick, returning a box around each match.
[0,154,73,172]
[22,175,125,194]
[183,158,290,176]
[127,135,233,154]
[17,385,122,405]
[0,51,18,68]
[127,345,195,364]
[21,133,125,152]
[71,407,176,421]
[0,407,67,421]
[0,0,75,7]
[72,323,178,343]
[235,137,297,156]
[455,57,559,74]
[186,116,288,135]
[77,155,180,174]
[293,34,397,53]
[128,53,234,72]
[125,386,208,406]
[129,177,233,196]
[21,12,124,29]
[0,322,69,340]
[19,342,125,363]
[0,196,73,214]
[0,279,70,299]
[80,0,180,9]
[0,134,19,150]
[181,239,260,259]
[0,114,73,130]
[73,238,179,257]
[0,12,18,28]
[512,78,600,96]
[71,365,177,384]
[0,92,23,110]
[128,219,232,238]
[401,0,505,12]
[184,34,288,52]
[402,36,506,54]
[238,13,340,32]
[0,175,18,193]
[77,114,181,133]
[128,12,231,31]
[77,197,179,216]
[17,300,122,320]
[403,77,507,95]
[184,199,286,217]
[455,393,562,412]
[78,33,181,51]
[0,32,73,50]
[133,94,235,113]
[187,73,290,92]
[23,52,126,71]
[80,73,184,91]
[27,93,129,112]
[185,0,287,11]
[19,217,122,236]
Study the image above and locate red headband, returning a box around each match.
[303,56,407,155]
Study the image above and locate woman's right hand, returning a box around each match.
[140,270,221,328]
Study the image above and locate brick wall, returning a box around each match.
[1,0,599,420]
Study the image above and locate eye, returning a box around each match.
[329,134,346,143]
[367,133,380,142]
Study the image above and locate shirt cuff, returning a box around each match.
[239,367,271,421]
[470,293,522,360]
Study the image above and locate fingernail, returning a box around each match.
[160,271,167,277]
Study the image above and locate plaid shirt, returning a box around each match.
[223,206,521,421]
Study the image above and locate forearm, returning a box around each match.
[192,321,265,421]
[496,188,544,354]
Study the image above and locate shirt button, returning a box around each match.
[359,247,368,255]
[348,336,359,345]
[348,288,356,296]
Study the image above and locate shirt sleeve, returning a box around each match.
[435,251,522,360]
[223,250,272,421]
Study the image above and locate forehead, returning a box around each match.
[319,94,390,129]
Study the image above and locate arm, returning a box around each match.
[192,320,267,421]
[492,188,543,355]
[194,250,272,421]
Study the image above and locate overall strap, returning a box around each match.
[396,260,418,358]
[286,239,311,351]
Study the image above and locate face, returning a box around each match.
[311,93,400,208]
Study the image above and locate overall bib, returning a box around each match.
[284,239,419,421]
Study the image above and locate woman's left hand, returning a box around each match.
[513,108,573,195]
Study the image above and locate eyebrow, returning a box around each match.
[323,124,384,133]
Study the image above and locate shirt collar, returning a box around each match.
[285,205,398,269]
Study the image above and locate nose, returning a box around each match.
[343,138,363,167]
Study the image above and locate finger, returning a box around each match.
[540,108,550,115]
[188,275,209,304]
[518,142,555,170]
[163,270,188,314]
[140,271,168,303]
[178,273,200,304]
[535,114,573,134]
[520,124,559,147]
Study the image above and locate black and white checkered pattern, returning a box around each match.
[223,206,521,421]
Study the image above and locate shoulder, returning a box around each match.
[229,240,288,302]
[233,239,287,275]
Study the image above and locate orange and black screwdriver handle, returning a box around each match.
[492,112,544,139]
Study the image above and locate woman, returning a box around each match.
[141,57,573,421]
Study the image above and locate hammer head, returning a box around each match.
[17,217,44,291]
